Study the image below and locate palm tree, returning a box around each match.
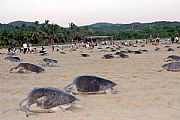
[35,21,39,26]
[45,20,49,25]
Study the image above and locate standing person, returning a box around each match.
[27,43,32,53]
[156,37,160,44]
[23,43,28,54]
[175,36,179,43]
[29,43,32,53]
[52,46,55,51]
[171,36,175,44]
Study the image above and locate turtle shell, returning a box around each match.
[27,87,78,109]
[17,63,45,73]
[73,75,117,92]
[162,62,180,71]
[167,55,180,61]
[5,56,21,62]
[43,58,58,63]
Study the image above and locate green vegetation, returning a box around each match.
[0,20,180,47]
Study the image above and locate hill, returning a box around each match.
[8,21,34,27]
[87,21,180,30]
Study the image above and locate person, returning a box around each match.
[27,43,32,53]
[42,46,46,52]
[175,36,179,43]
[74,42,77,48]
[23,43,28,54]
[56,46,59,52]
[156,37,160,44]
[29,43,32,53]
[52,46,55,51]
[171,36,175,44]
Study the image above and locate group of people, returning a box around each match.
[22,43,32,54]
[170,36,179,44]
[52,45,60,52]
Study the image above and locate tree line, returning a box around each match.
[0,20,180,47]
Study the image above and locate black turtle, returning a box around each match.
[126,50,134,54]
[4,56,21,62]
[167,48,175,51]
[114,52,121,55]
[43,58,58,63]
[10,63,45,73]
[60,52,66,54]
[141,49,148,52]
[102,54,114,59]
[111,49,116,52]
[40,53,48,56]
[164,45,170,48]
[81,53,90,57]
[20,87,79,117]
[64,75,117,94]
[162,62,180,72]
[164,55,180,62]
[120,50,127,54]
[134,50,142,54]
[141,45,145,47]
[118,52,129,58]
[40,58,58,67]
[155,47,160,51]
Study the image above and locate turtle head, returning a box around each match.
[99,80,117,90]
[64,83,78,94]
[10,67,27,73]
[164,58,172,62]
[162,64,168,69]
[10,67,19,73]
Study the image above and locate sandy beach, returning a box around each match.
[0,43,180,120]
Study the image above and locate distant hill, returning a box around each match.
[8,21,34,27]
[0,20,180,30]
[87,21,180,30]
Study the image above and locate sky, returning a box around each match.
[0,0,180,26]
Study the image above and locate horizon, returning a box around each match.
[2,20,180,27]
[1,0,180,27]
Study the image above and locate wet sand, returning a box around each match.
[0,44,180,120]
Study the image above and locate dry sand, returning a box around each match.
[0,44,180,120]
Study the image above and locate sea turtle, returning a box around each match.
[164,45,170,48]
[10,63,45,73]
[167,48,175,51]
[155,47,160,51]
[141,49,148,52]
[64,75,117,94]
[119,52,129,58]
[126,50,134,53]
[141,45,145,47]
[40,58,58,67]
[40,53,48,56]
[133,50,142,54]
[162,62,180,72]
[115,52,128,58]
[164,55,180,62]
[4,56,21,62]
[20,87,79,117]
[111,49,116,52]
[60,52,66,54]
[81,53,90,57]
[120,50,127,54]
[102,54,114,59]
